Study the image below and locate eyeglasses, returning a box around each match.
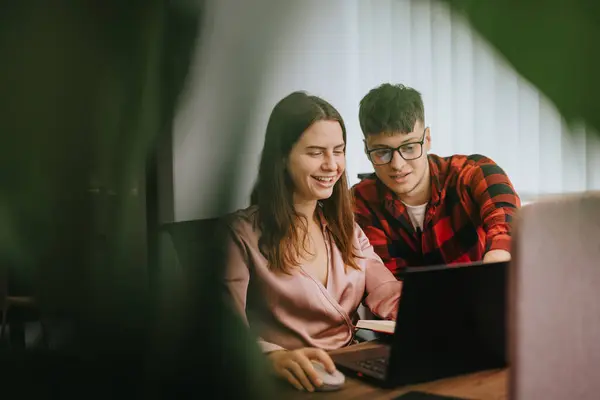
[366,129,427,166]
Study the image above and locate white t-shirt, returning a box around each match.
[403,202,428,231]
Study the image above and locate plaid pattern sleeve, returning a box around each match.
[460,155,521,253]
[353,186,401,273]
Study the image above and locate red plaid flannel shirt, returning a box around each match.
[352,154,520,277]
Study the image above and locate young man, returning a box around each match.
[352,83,520,277]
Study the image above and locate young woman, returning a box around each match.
[224,91,402,392]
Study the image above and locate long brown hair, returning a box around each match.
[250,91,360,273]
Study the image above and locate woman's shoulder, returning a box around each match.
[349,220,366,237]
[349,220,369,250]
[223,205,261,237]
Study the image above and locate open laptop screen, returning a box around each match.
[388,261,508,385]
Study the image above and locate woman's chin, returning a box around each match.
[313,188,335,200]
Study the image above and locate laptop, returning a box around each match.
[332,260,508,388]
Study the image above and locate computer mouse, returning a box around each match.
[311,361,345,391]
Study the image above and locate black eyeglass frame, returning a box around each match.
[365,128,428,166]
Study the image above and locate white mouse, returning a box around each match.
[311,361,345,391]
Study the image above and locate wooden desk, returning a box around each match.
[277,342,508,399]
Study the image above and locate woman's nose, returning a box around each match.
[322,154,337,170]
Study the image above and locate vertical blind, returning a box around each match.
[172,0,600,220]
[353,0,600,201]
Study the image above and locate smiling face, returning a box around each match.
[365,120,432,205]
[287,120,346,204]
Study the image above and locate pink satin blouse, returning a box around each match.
[224,205,402,352]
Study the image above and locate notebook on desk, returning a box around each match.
[333,260,508,388]
[355,319,395,334]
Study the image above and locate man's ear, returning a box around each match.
[363,139,368,154]
[424,127,432,152]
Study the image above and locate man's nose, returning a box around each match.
[389,150,406,170]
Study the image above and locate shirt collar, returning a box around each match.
[375,155,443,207]
[427,155,443,206]
[316,201,329,230]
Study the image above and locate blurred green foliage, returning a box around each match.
[445,0,600,133]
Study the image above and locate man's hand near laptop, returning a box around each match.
[268,347,337,392]
[483,249,511,264]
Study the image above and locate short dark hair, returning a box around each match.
[358,83,425,137]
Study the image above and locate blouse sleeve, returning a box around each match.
[357,224,403,320]
[223,223,285,353]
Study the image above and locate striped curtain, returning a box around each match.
[353,0,600,202]
[172,0,600,220]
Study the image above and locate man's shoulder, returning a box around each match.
[433,153,497,168]
[351,173,379,201]
[433,153,501,179]
[432,153,511,200]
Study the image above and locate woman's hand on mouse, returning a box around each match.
[267,347,336,392]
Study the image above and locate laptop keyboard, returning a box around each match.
[357,357,388,374]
